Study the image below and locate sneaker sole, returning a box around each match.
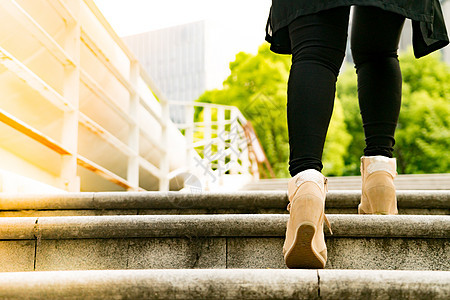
[284,221,326,269]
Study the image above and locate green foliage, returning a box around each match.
[197,43,291,177]
[196,44,449,177]
[336,65,364,175]
[323,96,353,176]
[337,49,450,174]
[395,51,450,173]
[196,43,352,177]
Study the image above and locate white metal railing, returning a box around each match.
[0,0,178,192]
[168,101,271,189]
[0,0,272,193]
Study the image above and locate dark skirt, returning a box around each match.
[265,0,449,58]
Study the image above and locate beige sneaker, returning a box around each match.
[359,156,398,215]
[283,169,331,269]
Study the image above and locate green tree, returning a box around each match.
[336,65,363,175]
[395,51,450,173]
[197,43,352,177]
[337,49,450,174]
[323,95,353,176]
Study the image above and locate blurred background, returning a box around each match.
[95,0,450,177]
[0,0,448,194]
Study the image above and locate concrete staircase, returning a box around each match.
[241,173,450,191]
[0,189,449,299]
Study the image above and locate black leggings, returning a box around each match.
[287,6,405,176]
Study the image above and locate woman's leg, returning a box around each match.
[287,6,350,177]
[351,6,405,158]
[351,6,405,215]
[284,7,350,269]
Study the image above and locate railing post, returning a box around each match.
[159,99,170,191]
[229,109,239,174]
[203,106,212,179]
[203,106,212,144]
[217,107,225,184]
[60,0,81,192]
[127,61,140,190]
[239,124,251,175]
[185,104,194,170]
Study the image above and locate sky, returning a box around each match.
[93,0,272,89]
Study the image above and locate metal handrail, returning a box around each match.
[0,0,268,192]
[168,101,269,186]
[0,0,174,191]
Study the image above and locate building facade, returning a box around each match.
[123,21,207,122]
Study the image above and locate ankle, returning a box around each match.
[361,156,397,179]
[288,169,327,203]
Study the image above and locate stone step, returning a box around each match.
[1,214,448,272]
[1,190,448,216]
[0,269,449,299]
[241,173,450,191]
